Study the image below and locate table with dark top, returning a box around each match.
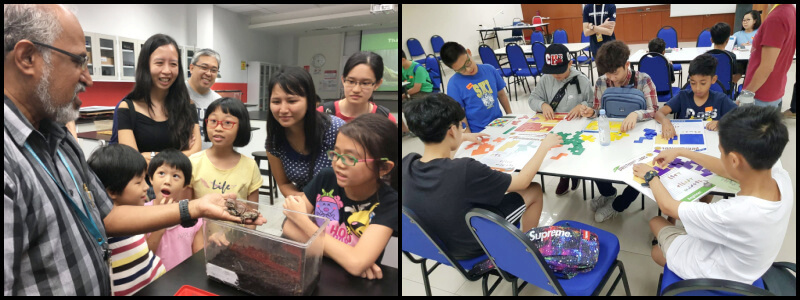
[134,249,398,296]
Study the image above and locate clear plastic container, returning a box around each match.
[598,109,611,146]
[737,89,755,106]
[204,199,329,296]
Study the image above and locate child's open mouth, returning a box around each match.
[161,188,171,197]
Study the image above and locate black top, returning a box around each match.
[303,167,398,263]
[402,153,512,260]
[115,98,197,152]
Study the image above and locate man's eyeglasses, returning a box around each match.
[193,63,219,74]
[206,119,237,130]
[343,79,375,90]
[327,150,388,167]
[30,40,89,70]
[454,56,473,74]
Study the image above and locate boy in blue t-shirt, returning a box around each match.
[656,53,738,138]
[441,42,512,133]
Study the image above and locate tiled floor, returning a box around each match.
[401,42,797,296]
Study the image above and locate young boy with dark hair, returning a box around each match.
[440,41,512,133]
[635,105,791,284]
[709,22,744,85]
[401,49,434,100]
[87,144,167,296]
[144,149,203,271]
[402,93,562,260]
[579,40,660,222]
[657,53,738,136]
[647,37,675,85]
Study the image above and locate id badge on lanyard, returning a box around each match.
[594,4,605,42]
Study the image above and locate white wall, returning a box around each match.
[69,4,279,84]
[298,33,345,100]
[402,4,524,58]
[71,4,189,44]
[212,6,278,83]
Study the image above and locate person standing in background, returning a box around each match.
[582,4,616,56]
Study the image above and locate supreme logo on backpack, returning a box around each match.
[526,225,599,279]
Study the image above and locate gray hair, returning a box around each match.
[191,48,221,68]
[4,4,62,59]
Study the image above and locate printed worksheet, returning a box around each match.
[654,119,706,151]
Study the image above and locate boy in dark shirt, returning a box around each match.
[656,53,738,137]
[709,22,743,85]
[402,93,562,260]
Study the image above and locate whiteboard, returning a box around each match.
[670,4,735,17]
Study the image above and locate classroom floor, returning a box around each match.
[401,42,797,296]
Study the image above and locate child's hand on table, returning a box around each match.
[463,132,490,144]
[633,163,656,179]
[540,133,564,150]
[580,105,595,118]
[541,103,555,120]
[653,149,683,168]
[661,121,676,140]
[620,112,638,132]
[705,120,719,131]
[567,104,585,120]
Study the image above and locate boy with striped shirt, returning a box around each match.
[88,144,167,296]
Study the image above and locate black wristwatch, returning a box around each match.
[179,199,198,228]
[642,170,660,187]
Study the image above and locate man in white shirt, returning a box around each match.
[633,105,792,284]
[186,48,222,150]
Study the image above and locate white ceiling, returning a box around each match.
[215,4,398,35]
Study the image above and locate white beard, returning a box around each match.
[35,62,83,125]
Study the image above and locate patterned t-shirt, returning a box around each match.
[266,116,344,190]
[303,167,397,262]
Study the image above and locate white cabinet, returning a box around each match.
[183,46,195,79]
[85,32,119,81]
[118,38,143,81]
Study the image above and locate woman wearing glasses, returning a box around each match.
[283,114,398,280]
[266,67,345,197]
[318,51,397,123]
[112,34,201,167]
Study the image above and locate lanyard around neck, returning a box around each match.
[23,142,107,248]
[594,4,606,25]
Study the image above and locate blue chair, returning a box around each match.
[531,42,547,77]
[658,264,771,296]
[406,38,427,65]
[553,29,568,44]
[503,20,525,46]
[430,35,445,62]
[465,209,631,296]
[657,26,683,86]
[705,49,736,100]
[424,54,444,93]
[506,43,539,100]
[696,29,712,47]
[479,44,513,96]
[530,31,546,44]
[403,206,504,296]
[639,52,680,103]
[574,32,595,84]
